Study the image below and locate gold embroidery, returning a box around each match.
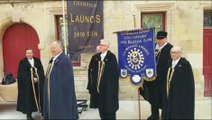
[46,62,54,118]
[97,61,105,93]
[155,49,161,65]
[30,67,41,112]
[166,67,175,98]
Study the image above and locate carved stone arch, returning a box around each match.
[1,22,40,78]
[0,18,14,79]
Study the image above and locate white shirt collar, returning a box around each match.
[28,58,34,67]
[155,42,167,50]
[100,51,108,61]
[172,57,181,68]
[53,51,62,62]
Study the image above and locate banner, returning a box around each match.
[117,28,156,88]
[67,0,103,53]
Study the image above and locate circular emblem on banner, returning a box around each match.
[130,74,143,87]
[132,75,141,83]
[127,48,144,70]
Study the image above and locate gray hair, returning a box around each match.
[171,46,182,53]
[100,39,110,47]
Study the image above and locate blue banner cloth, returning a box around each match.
[117,28,157,87]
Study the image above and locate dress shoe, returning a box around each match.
[147,115,159,120]
[26,115,34,120]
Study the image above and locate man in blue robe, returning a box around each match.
[43,41,78,119]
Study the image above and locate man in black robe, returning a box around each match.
[17,48,45,120]
[162,46,195,119]
[43,41,78,119]
[141,31,173,120]
[88,39,119,119]
[87,45,101,108]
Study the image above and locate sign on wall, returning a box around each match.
[67,0,103,53]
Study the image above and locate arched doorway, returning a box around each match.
[3,23,40,78]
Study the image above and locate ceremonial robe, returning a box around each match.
[87,53,99,108]
[43,52,78,119]
[17,57,45,114]
[162,58,195,119]
[141,43,173,108]
[88,51,119,113]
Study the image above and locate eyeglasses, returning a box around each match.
[170,51,179,54]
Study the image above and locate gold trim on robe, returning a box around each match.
[30,67,41,112]
[155,49,161,65]
[97,61,105,93]
[45,62,54,118]
[166,67,175,98]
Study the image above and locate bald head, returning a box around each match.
[51,41,63,56]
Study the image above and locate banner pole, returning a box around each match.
[138,89,141,120]
[133,14,141,120]
[62,0,67,54]
[133,14,136,29]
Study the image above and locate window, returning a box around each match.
[55,15,80,66]
[141,12,166,38]
[204,10,212,28]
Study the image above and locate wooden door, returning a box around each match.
[3,23,40,78]
[203,29,212,96]
[203,10,212,97]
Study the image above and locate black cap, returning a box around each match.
[156,31,167,39]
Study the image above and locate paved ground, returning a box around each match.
[0,98,211,119]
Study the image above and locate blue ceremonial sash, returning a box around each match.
[117,28,157,88]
